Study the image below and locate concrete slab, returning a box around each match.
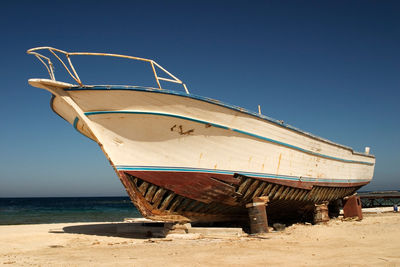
[188,227,244,237]
[362,207,395,213]
[123,218,164,223]
[121,218,245,238]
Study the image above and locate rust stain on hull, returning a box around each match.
[276,153,282,174]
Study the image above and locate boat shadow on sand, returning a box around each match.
[53,222,168,239]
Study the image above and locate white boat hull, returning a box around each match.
[29,79,375,222]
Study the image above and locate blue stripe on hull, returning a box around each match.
[73,117,79,130]
[85,110,374,166]
[66,85,375,159]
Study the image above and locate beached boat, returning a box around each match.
[28,47,375,223]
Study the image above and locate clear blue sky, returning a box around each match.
[0,1,399,197]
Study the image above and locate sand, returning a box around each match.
[0,213,399,266]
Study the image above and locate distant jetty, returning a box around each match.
[358,191,400,208]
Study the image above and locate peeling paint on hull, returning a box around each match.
[118,170,365,222]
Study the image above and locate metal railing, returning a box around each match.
[27,46,189,94]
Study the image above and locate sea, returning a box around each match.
[0,197,141,225]
[1,192,399,225]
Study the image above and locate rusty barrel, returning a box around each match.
[314,202,329,224]
[246,200,269,234]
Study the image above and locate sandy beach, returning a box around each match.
[1,213,399,266]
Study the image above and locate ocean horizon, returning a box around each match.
[1,190,398,225]
[0,196,141,225]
